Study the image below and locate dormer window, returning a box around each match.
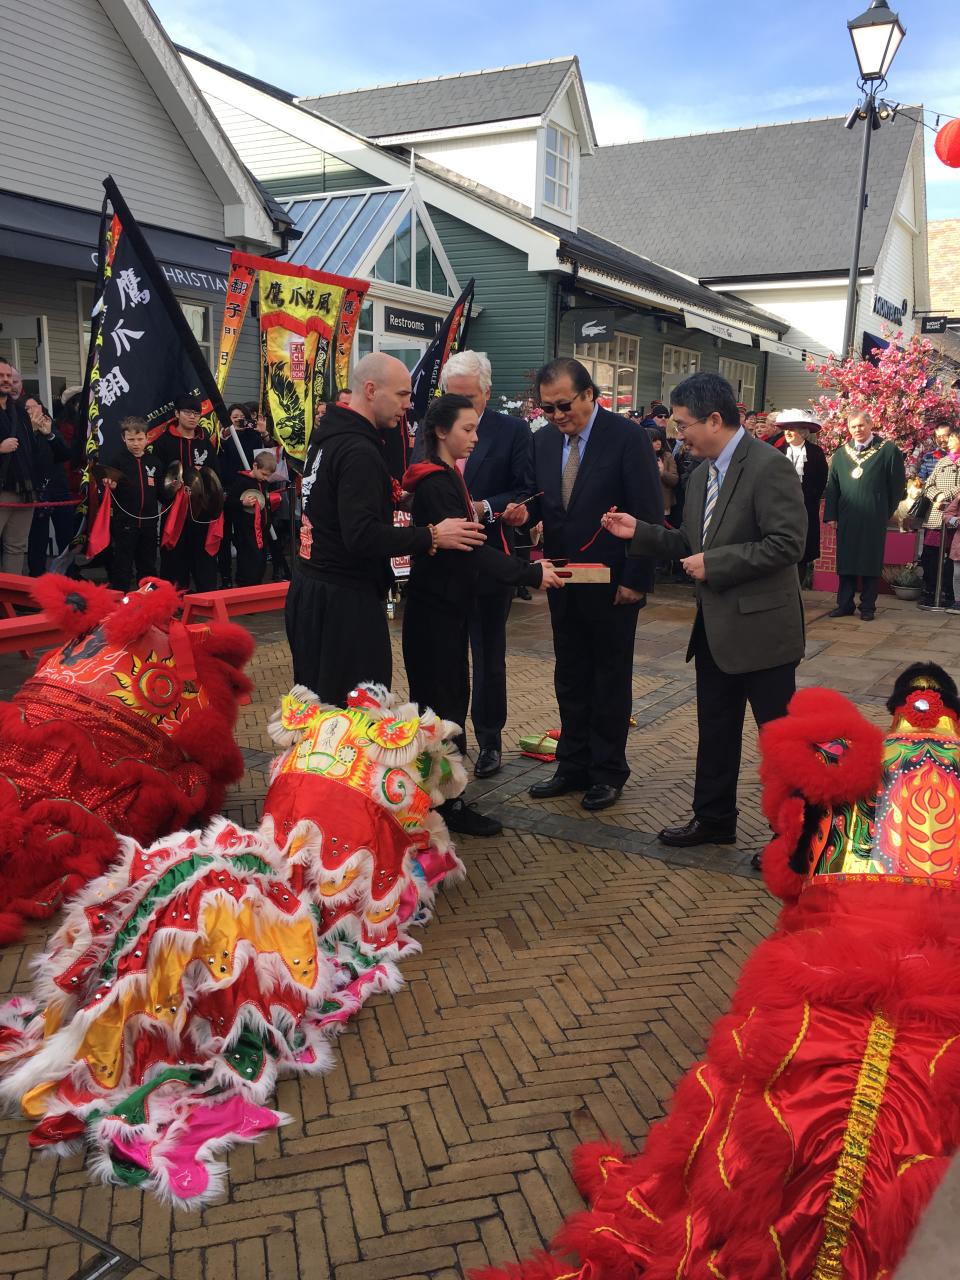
[544,125,573,212]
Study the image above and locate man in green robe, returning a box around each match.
[824,410,906,620]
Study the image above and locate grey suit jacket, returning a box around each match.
[629,431,807,674]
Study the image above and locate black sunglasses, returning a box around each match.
[540,390,586,416]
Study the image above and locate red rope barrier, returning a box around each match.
[0,498,83,509]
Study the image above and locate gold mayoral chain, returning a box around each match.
[844,440,881,480]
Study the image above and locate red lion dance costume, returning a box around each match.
[478,663,960,1280]
[0,577,252,943]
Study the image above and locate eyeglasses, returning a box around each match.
[539,390,586,416]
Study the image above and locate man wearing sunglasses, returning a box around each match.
[503,357,661,812]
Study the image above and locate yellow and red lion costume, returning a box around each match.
[0,577,252,943]
[477,664,960,1280]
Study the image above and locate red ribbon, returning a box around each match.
[86,486,112,557]
[205,511,224,557]
[252,503,263,550]
[161,487,189,549]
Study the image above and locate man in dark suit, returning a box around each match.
[504,357,662,811]
[439,351,535,779]
[602,372,807,853]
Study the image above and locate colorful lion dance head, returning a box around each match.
[0,576,253,942]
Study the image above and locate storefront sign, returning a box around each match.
[570,309,616,342]
[683,310,753,346]
[873,294,908,326]
[758,336,805,362]
[91,251,228,296]
[383,305,442,339]
[921,315,949,334]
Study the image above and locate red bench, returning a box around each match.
[180,581,289,625]
[0,571,41,619]
[0,611,66,658]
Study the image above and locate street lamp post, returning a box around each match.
[841,0,906,359]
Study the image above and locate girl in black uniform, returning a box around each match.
[401,393,562,837]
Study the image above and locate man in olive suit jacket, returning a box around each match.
[603,372,807,851]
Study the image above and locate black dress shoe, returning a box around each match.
[474,747,502,779]
[658,817,737,847]
[439,798,503,838]
[827,607,855,618]
[529,771,589,799]
[582,784,621,811]
[516,585,532,601]
[859,610,876,621]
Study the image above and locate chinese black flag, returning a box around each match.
[408,278,475,428]
[81,176,229,462]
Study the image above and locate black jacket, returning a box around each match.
[0,398,43,498]
[153,428,220,477]
[105,447,160,523]
[221,426,264,483]
[778,439,828,564]
[464,409,534,558]
[298,405,431,595]
[403,462,541,611]
[531,406,662,592]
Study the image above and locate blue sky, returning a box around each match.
[154,0,960,220]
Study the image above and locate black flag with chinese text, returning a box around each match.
[408,277,475,428]
[81,176,229,463]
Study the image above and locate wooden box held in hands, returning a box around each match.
[545,561,611,584]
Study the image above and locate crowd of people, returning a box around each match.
[0,357,293,591]
[5,345,959,854]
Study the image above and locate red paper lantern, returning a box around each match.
[934,118,960,169]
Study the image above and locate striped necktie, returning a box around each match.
[702,464,720,539]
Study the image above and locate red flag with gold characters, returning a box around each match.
[216,258,257,390]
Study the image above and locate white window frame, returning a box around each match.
[661,345,701,403]
[718,356,758,409]
[570,330,640,413]
[543,124,573,213]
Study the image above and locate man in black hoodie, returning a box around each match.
[0,358,43,573]
[286,352,486,706]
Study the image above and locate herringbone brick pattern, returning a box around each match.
[0,586,956,1279]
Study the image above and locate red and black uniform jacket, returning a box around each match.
[401,461,542,611]
[105,447,160,524]
[152,426,219,478]
[227,471,282,549]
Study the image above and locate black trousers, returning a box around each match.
[218,506,237,586]
[285,573,392,707]
[692,613,797,825]
[836,574,880,614]
[548,585,642,789]
[920,542,954,603]
[159,517,217,592]
[404,594,469,756]
[469,588,513,752]
[109,518,158,591]
[234,515,267,587]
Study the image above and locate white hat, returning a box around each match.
[774,407,821,431]
[60,384,83,404]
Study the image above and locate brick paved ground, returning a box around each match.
[0,583,958,1279]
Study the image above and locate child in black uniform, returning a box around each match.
[227,450,279,586]
[401,393,562,837]
[105,415,159,590]
[153,393,220,591]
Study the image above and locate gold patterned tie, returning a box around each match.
[561,434,581,510]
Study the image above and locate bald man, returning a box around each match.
[286,353,485,704]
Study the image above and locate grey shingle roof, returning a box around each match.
[579,112,920,280]
[298,59,577,137]
[533,220,786,335]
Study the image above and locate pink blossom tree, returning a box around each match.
[807,332,959,466]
